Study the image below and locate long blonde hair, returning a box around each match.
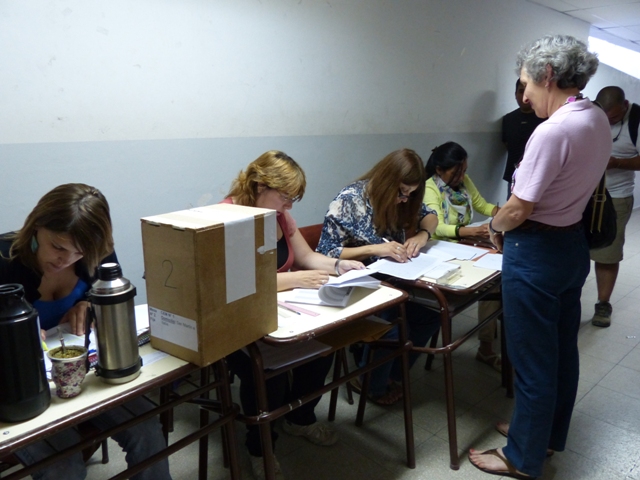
[227,150,306,206]
[9,183,114,274]
[360,148,426,235]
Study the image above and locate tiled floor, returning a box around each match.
[43,211,640,478]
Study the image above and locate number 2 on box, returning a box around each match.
[162,260,178,289]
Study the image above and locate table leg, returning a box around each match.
[247,342,277,480]
[198,367,210,480]
[215,360,241,480]
[398,303,416,469]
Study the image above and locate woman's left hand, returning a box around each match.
[489,230,504,253]
[59,301,89,336]
[404,231,430,258]
[338,260,365,275]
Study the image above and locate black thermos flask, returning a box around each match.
[0,284,51,422]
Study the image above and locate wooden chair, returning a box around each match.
[298,223,323,251]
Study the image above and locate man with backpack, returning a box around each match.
[590,86,640,327]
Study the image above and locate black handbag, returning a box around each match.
[583,174,616,249]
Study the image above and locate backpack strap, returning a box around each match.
[629,103,640,147]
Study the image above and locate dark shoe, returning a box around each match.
[591,301,612,327]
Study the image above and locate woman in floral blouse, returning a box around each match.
[317,148,439,405]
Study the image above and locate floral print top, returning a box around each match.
[317,180,436,260]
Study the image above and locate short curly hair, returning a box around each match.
[227,150,306,207]
[516,34,599,90]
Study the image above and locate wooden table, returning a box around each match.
[392,259,511,470]
[0,345,239,480]
[235,284,414,480]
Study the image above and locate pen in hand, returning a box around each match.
[382,237,411,262]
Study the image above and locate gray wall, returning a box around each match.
[1,0,638,303]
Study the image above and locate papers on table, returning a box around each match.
[473,252,503,271]
[422,239,487,260]
[287,271,380,307]
[368,253,447,281]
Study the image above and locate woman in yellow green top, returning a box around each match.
[425,142,499,240]
[424,141,502,371]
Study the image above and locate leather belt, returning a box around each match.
[516,219,582,232]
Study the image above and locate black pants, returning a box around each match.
[226,348,335,457]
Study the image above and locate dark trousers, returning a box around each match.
[226,348,335,457]
[501,227,589,477]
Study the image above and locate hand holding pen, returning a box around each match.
[379,238,410,263]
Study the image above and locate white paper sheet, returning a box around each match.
[422,239,486,260]
[473,253,503,271]
[368,252,462,280]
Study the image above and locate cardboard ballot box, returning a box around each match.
[141,204,277,366]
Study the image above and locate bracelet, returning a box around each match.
[489,218,502,235]
[418,228,431,240]
[334,259,341,276]
[454,224,461,239]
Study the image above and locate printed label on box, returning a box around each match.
[149,306,199,352]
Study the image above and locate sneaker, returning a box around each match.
[282,420,338,446]
[249,454,284,480]
[591,301,612,328]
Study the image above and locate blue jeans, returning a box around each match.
[501,226,589,477]
[360,302,440,397]
[16,397,172,480]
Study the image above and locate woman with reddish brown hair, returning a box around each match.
[317,148,440,405]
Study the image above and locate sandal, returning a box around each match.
[469,448,535,479]
[476,350,502,372]
[495,422,554,457]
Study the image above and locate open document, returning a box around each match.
[367,251,461,282]
[287,271,380,307]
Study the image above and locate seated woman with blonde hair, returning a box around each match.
[424,141,501,371]
[222,150,364,480]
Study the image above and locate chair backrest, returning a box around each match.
[298,224,323,251]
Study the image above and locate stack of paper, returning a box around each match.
[421,262,462,284]
[288,269,380,307]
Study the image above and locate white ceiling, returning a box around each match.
[528,0,640,51]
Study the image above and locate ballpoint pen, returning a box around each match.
[277,301,301,315]
[382,237,412,261]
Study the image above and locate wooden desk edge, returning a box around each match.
[0,362,197,455]
[263,284,407,344]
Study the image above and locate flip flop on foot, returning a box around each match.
[469,448,535,479]
[494,422,554,457]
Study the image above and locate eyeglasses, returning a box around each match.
[613,118,625,143]
[270,188,300,203]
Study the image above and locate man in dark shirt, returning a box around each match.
[501,79,547,197]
